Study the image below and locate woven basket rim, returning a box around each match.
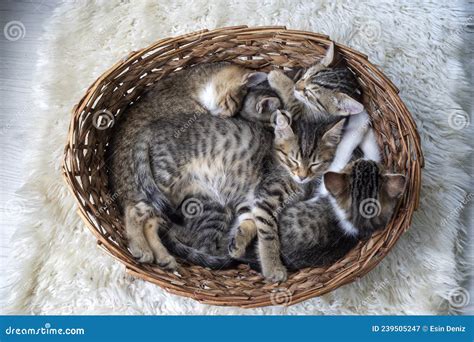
[62,25,423,308]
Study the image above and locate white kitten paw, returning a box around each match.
[155,254,179,271]
[129,241,154,264]
[263,264,288,283]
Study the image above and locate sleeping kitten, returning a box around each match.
[267,42,381,172]
[162,159,405,272]
[227,45,381,268]
[234,112,345,281]
[109,62,267,269]
[276,159,405,269]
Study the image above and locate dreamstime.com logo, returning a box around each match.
[4,322,85,336]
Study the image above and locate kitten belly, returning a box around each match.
[178,156,258,206]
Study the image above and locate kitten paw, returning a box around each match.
[155,254,179,271]
[228,239,245,259]
[267,69,292,90]
[129,241,154,264]
[263,265,288,283]
[228,219,257,258]
[217,107,236,118]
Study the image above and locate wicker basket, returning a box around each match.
[62,26,423,308]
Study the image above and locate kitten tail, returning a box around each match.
[161,230,236,270]
[134,139,171,214]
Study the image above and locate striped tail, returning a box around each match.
[161,230,236,270]
[133,138,171,214]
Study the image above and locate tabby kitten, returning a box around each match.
[109,62,267,269]
[276,159,405,269]
[267,42,381,172]
[227,44,379,267]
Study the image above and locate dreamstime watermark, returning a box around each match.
[452,14,473,36]
[270,288,293,306]
[2,198,28,218]
[358,20,382,44]
[5,322,85,336]
[365,278,390,303]
[447,110,470,131]
[181,197,203,218]
[0,102,34,135]
[174,112,202,138]
[465,15,474,33]
[440,192,472,226]
[359,198,381,219]
[3,20,26,41]
[273,189,304,218]
[92,109,115,130]
[97,190,122,216]
[448,287,470,309]
[271,110,292,130]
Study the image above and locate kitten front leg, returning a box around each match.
[253,204,287,282]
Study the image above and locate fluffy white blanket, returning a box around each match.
[2,0,471,314]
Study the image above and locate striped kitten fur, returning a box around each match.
[159,111,345,282]
[226,44,380,272]
[267,42,381,178]
[277,159,405,270]
[108,62,268,270]
[163,159,405,271]
[151,56,371,281]
[113,103,343,281]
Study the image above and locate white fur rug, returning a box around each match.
[2,0,471,314]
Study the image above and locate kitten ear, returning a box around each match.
[324,171,348,196]
[383,174,406,199]
[321,119,345,146]
[334,93,364,115]
[243,72,268,87]
[257,97,281,114]
[273,110,294,140]
[320,42,335,67]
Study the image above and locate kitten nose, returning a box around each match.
[298,175,307,182]
[295,81,305,91]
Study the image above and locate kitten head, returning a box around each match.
[273,110,345,184]
[293,42,364,116]
[239,83,282,124]
[211,66,268,116]
[324,159,406,238]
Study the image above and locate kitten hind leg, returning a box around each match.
[143,216,178,271]
[125,202,154,263]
